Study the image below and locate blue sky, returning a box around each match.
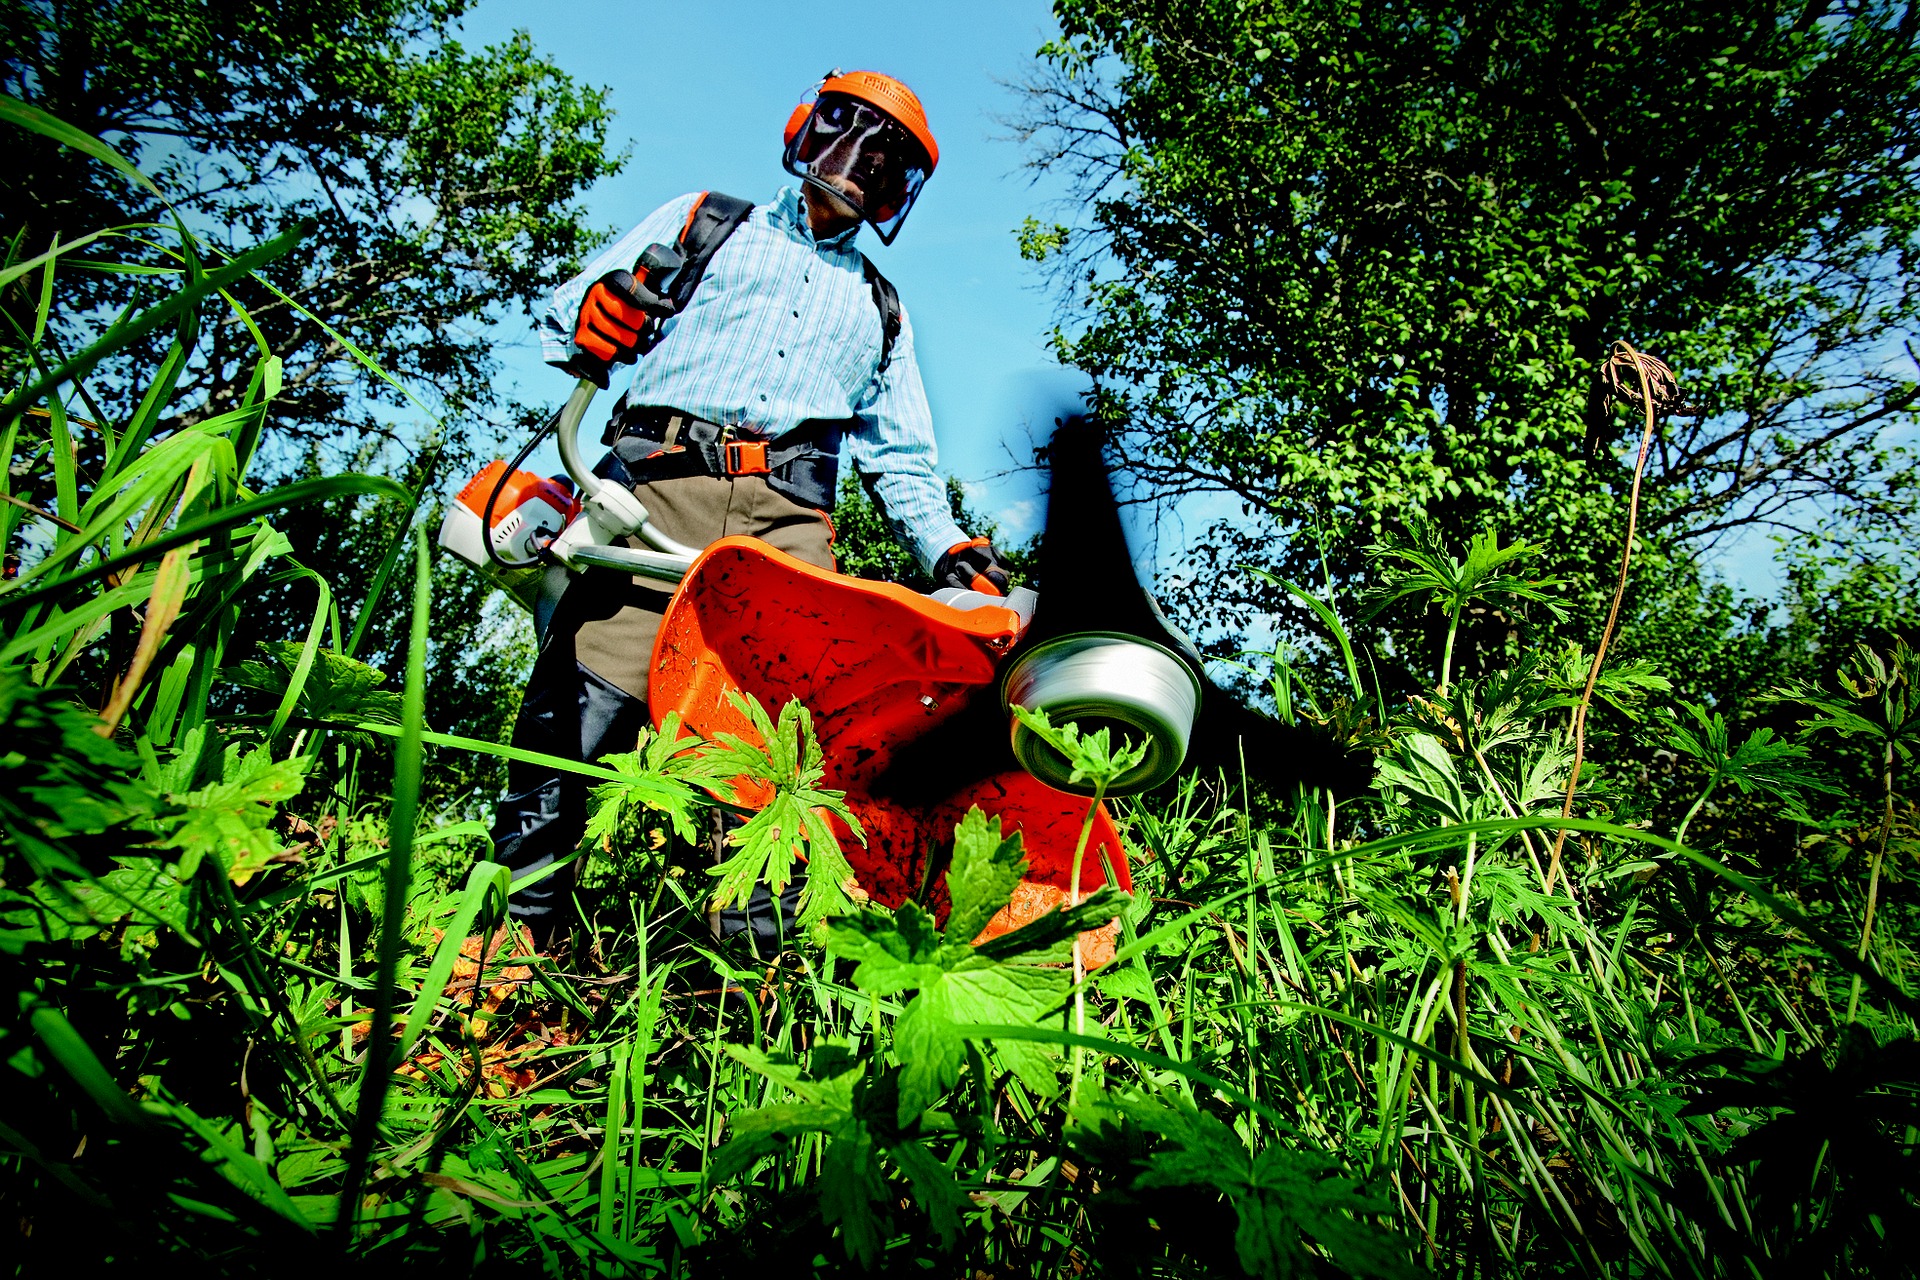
[457,0,1083,543]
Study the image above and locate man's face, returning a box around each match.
[792,93,930,232]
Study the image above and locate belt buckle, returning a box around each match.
[723,434,770,476]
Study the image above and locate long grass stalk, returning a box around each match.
[334,529,430,1238]
[1845,738,1899,1022]
[1066,785,1106,1103]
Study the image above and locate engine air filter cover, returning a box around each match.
[1001,632,1202,796]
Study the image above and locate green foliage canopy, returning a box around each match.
[0,0,622,465]
[1014,0,1920,649]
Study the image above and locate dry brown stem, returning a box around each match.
[1545,341,1669,897]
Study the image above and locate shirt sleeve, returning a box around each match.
[539,192,705,367]
[845,304,971,573]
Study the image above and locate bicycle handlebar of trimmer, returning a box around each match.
[554,376,702,561]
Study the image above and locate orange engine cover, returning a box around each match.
[648,538,1130,935]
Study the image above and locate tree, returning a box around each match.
[1012,0,1920,686]
[831,474,1035,590]
[1,0,621,472]
[1,2,621,804]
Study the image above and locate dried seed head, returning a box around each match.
[1597,344,1701,419]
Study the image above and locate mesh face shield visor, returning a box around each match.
[782,92,931,244]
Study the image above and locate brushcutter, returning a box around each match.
[437,376,702,604]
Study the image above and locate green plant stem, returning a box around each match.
[1701,945,1766,1053]
[1846,740,1898,1022]
[342,448,435,660]
[597,1049,627,1242]
[1674,781,1716,849]
[1066,785,1106,1104]
[335,530,429,1241]
[202,861,346,1127]
[0,489,80,533]
[1471,747,1550,887]
[698,979,729,1194]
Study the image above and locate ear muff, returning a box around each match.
[784,68,837,152]
[782,101,812,151]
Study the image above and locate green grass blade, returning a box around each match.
[338,719,665,785]
[1247,567,1365,699]
[0,473,408,614]
[25,1000,149,1128]
[342,453,435,659]
[2,225,302,421]
[0,94,167,201]
[393,861,511,1063]
[264,567,332,743]
[953,1022,1298,1132]
[335,530,431,1238]
[46,398,78,527]
[0,225,147,291]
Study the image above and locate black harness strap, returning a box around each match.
[862,256,903,375]
[666,192,756,312]
[598,411,845,511]
[648,190,903,378]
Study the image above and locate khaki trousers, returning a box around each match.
[489,473,835,941]
[566,474,837,701]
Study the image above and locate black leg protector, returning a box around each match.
[488,649,648,944]
[718,871,808,962]
[684,809,809,961]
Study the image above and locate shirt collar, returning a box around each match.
[773,185,861,251]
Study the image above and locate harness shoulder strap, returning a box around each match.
[666,191,755,313]
[860,255,903,376]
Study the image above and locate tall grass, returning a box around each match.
[2,99,1915,1278]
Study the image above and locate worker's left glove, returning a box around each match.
[567,270,675,388]
[934,537,1010,596]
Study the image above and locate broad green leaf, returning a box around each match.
[228,642,401,747]
[827,900,947,994]
[941,806,1029,944]
[158,743,311,884]
[704,692,865,931]
[1009,703,1150,792]
[1373,731,1472,822]
[893,956,1068,1114]
[816,1125,887,1267]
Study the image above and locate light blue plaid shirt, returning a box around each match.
[541,186,968,571]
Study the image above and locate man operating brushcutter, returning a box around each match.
[485,70,1011,953]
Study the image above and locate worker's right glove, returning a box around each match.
[567,270,675,388]
[934,537,1011,596]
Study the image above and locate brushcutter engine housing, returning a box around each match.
[437,462,580,607]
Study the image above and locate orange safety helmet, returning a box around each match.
[782,69,938,244]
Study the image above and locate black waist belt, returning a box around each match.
[594,403,844,512]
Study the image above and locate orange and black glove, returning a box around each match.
[567,270,674,388]
[934,537,1011,596]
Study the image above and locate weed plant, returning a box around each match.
[2,98,1916,1278]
